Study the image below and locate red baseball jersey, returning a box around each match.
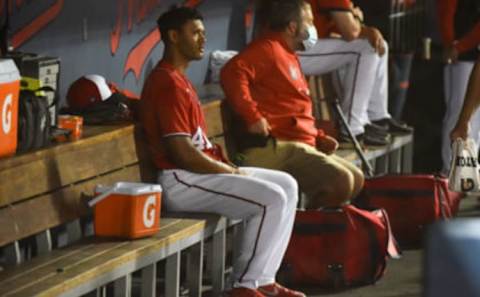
[308,0,352,38]
[221,32,320,147]
[140,61,223,170]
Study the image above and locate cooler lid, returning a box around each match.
[89,182,162,207]
[0,59,20,83]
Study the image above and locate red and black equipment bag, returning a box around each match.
[354,174,464,247]
[281,205,400,288]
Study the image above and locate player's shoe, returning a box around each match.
[258,283,306,297]
[226,287,266,297]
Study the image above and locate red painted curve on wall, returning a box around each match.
[111,0,123,55]
[12,0,64,49]
[123,28,160,79]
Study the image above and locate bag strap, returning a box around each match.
[21,85,58,108]
[435,175,453,218]
[448,138,462,183]
[377,208,401,259]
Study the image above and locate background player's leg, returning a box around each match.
[367,41,391,122]
[441,62,475,173]
[300,39,380,135]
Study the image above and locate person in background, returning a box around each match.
[295,0,412,146]
[140,6,304,297]
[450,56,480,141]
[438,0,480,173]
[221,0,364,209]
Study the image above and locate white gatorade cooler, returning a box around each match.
[89,182,162,239]
[0,59,20,158]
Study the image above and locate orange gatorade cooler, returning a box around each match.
[0,59,20,158]
[89,182,162,239]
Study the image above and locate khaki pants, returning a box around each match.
[242,139,362,207]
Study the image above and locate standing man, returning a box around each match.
[296,0,412,145]
[438,0,480,173]
[451,56,480,141]
[140,6,304,297]
[221,0,364,209]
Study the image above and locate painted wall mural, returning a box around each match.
[1,0,248,105]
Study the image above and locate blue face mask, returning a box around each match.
[302,25,318,51]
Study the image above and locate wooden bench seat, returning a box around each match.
[0,218,210,297]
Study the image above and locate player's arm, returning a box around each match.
[330,10,385,55]
[437,0,457,46]
[164,136,240,174]
[330,11,362,41]
[451,57,480,140]
[455,21,480,55]
[220,46,271,136]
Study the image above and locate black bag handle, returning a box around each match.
[21,85,58,108]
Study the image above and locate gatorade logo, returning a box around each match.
[2,94,12,135]
[461,178,475,192]
[142,195,157,228]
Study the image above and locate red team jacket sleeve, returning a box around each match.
[315,0,351,12]
[155,79,192,138]
[438,0,456,46]
[456,22,480,54]
[220,43,271,126]
[438,0,480,54]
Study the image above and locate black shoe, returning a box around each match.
[338,132,363,149]
[365,123,389,137]
[372,118,413,135]
[362,129,391,146]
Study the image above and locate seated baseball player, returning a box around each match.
[296,0,412,145]
[221,0,364,208]
[140,6,304,297]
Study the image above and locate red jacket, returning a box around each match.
[221,32,321,147]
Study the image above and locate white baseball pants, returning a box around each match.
[442,61,480,173]
[298,38,391,135]
[158,167,298,289]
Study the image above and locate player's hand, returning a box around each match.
[444,45,459,64]
[232,167,247,176]
[317,135,339,155]
[363,26,386,56]
[248,118,271,136]
[450,121,469,142]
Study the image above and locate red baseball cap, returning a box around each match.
[67,74,113,110]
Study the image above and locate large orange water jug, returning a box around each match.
[0,59,20,158]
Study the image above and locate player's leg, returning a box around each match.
[367,40,391,122]
[300,39,383,136]
[240,167,298,286]
[159,169,293,289]
[298,38,368,76]
[441,62,475,173]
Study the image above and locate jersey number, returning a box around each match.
[191,127,213,150]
